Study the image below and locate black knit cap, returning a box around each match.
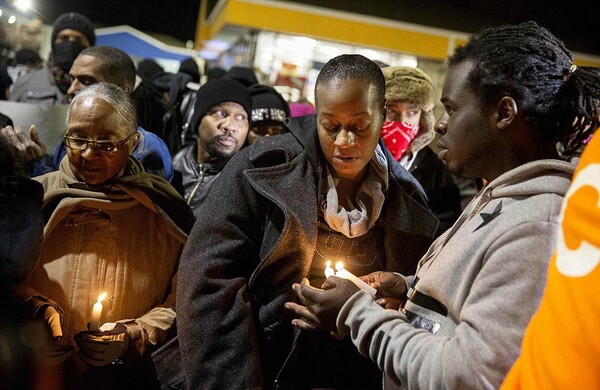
[248,84,290,123]
[51,12,96,48]
[225,66,258,87]
[178,57,200,83]
[191,78,253,132]
[137,59,165,80]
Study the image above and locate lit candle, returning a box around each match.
[324,260,335,278]
[334,262,377,297]
[90,292,106,332]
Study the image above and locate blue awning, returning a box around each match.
[96,25,198,61]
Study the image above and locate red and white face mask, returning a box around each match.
[380,120,419,160]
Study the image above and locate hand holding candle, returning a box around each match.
[323,261,377,297]
[90,292,106,332]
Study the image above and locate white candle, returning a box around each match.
[90,292,106,331]
[335,262,377,297]
[324,260,335,278]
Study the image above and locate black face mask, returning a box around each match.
[51,41,87,72]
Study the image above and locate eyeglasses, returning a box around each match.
[64,132,137,154]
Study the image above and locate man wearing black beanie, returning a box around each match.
[11,12,95,105]
[171,78,252,216]
[247,84,290,144]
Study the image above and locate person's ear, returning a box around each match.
[121,84,132,95]
[129,132,139,153]
[496,96,518,129]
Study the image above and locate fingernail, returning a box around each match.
[284,303,289,309]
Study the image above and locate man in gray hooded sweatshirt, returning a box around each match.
[289,21,600,389]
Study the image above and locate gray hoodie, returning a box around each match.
[336,158,577,389]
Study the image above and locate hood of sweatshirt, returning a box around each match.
[465,158,578,218]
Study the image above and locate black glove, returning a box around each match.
[74,323,129,366]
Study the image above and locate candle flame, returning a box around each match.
[97,292,107,302]
[335,261,344,271]
[326,260,331,268]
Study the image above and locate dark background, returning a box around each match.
[18,0,600,56]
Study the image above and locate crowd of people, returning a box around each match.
[1,11,599,390]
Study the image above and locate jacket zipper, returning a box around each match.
[185,163,205,204]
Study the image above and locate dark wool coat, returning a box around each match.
[176,115,439,389]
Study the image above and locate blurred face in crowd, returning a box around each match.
[65,96,138,185]
[316,77,385,182]
[386,101,422,126]
[247,120,285,144]
[197,102,249,163]
[54,29,92,48]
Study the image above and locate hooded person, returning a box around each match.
[50,12,96,74]
[171,78,252,216]
[10,12,95,104]
[22,82,195,387]
[382,65,462,234]
[247,84,290,144]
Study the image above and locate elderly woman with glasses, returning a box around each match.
[20,82,195,388]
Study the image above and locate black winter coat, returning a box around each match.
[176,115,438,389]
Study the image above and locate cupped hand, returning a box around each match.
[74,323,130,366]
[295,277,360,332]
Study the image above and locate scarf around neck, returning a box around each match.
[322,144,389,238]
[53,156,195,234]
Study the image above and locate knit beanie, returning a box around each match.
[51,12,96,48]
[248,84,290,123]
[179,57,201,83]
[137,59,165,80]
[225,66,258,87]
[382,66,436,150]
[191,78,253,132]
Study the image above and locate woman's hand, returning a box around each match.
[285,277,360,334]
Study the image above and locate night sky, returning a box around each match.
[9,0,600,56]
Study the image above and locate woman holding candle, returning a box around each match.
[176,54,438,389]
[21,82,195,389]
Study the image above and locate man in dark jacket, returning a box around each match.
[176,54,438,389]
[171,78,252,217]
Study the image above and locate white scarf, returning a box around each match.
[323,144,389,238]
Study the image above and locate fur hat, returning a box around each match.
[51,12,96,48]
[382,66,436,153]
[191,78,253,132]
